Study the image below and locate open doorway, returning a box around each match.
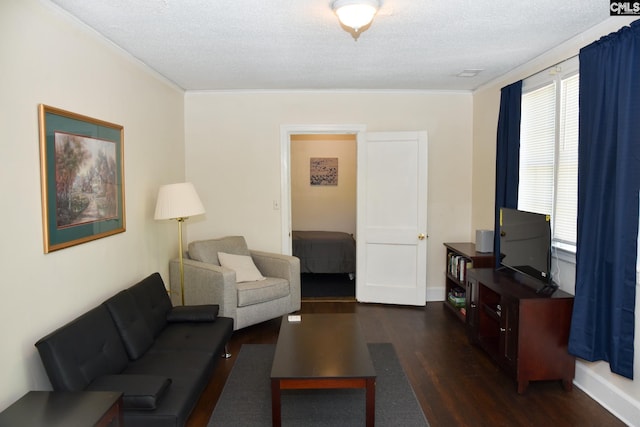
[290,134,357,299]
[281,126,428,305]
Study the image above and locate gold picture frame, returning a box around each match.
[38,105,125,253]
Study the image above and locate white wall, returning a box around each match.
[0,0,185,411]
[472,17,640,426]
[291,134,357,236]
[184,91,473,301]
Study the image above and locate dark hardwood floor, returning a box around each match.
[187,300,624,427]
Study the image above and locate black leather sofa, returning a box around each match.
[35,272,233,427]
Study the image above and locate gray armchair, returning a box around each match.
[169,236,300,330]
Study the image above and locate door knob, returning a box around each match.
[418,233,426,240]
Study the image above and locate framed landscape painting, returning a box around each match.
[38,104,125,253]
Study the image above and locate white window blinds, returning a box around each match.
[519,57,579,252]
[519,83,555,216]
[555,74,579,246]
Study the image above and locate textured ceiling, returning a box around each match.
[47,0,610,91]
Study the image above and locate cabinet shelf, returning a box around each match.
[444,299,466,321]
[443,243,494,325]
[446,272,464,287]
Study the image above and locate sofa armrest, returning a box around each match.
[87,374,171,410]
[250,250,301,312]
[169,258,238,321]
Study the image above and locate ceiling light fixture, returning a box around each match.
[332,0,380,34]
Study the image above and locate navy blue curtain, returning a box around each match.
[494,81,522,268]
[568,21,640,379]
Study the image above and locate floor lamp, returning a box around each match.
[154,182,205,305]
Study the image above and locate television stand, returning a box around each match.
[466,268,575,393]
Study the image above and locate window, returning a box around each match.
[519,57,579,253]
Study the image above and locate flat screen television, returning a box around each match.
[499,207,552,285]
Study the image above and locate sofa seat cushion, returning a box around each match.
[188,236,250,266]
[151,317,233,354]
[236,277,290,308]
[167,305,219,322]
[87,374,171,410]
[122,350,216,427]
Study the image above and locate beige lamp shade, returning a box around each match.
[154,182,205,220]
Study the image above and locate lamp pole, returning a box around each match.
[177,217,187,305]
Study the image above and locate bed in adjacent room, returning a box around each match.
[292,230,356,275]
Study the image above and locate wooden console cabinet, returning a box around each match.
[466,268,575,393]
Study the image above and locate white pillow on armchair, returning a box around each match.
[217,252,266,282]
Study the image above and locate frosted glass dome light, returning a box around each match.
[333,0,380,33]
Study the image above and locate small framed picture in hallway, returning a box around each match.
[310,157,338,186]
[38,104,125,253]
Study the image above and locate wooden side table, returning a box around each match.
[0,391,123,427]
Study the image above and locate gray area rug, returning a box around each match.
[208,343,429,427]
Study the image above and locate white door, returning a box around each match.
[356,131,428,306]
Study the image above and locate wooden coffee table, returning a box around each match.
[270,313,376,427]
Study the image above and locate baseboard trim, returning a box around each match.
[574,361,640,427]
[426,286,445,303]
